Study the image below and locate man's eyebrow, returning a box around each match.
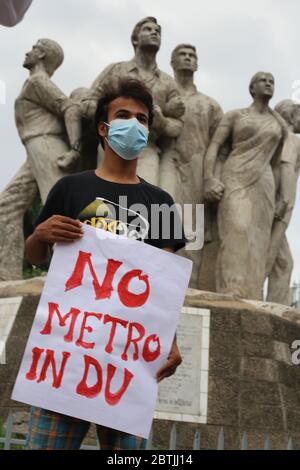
[114,109,148,119]
[136,112,148,119]
[114,108,131,114]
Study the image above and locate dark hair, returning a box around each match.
[94,78,154,148]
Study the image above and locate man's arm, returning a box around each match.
[156,246,182,383]
[25,215,84,265]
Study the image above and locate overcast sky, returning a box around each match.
[0,0,300,283]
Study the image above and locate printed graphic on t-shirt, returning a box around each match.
[78,197,149,241]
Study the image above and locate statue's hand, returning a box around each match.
[153,104,167,129]
[57,149,80,171]
[164,96,185,119]
[275,199,289,221]
[204,177,225,202]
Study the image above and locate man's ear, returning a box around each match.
[38,50,46,60]
[98,122,107,139]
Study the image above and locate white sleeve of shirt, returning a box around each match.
[0,0,33,26]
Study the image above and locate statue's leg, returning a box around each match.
[25,135,69,203]
[136,144,159,186]
[267,234,293,305]
[0,162,38,281]
[265,220,287,278]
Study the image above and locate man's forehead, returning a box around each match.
[109,96,148,114]
[141,21,161,31]
[177,47,196,56]
[259,73,274,81]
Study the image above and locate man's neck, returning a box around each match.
[251,97,270,114]
[174,70,196,94]
[96,148,140,184]
[28,62,48,76]
[134,47,158,73]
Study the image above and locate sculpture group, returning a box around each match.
[0,16,299,306]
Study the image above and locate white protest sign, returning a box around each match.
[12,224,192,438]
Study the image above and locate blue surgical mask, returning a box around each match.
[105,118,149,160]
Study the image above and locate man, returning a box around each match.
[0,0,32,26]
[266,99,300,304]
[79,17,185,185]
[164,44,223,288]
[25,78,186,450]
[0,38,82,281]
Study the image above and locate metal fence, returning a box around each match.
[0,411,298,450]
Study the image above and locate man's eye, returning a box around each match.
[138,117,147,124]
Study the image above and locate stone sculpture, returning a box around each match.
[204,72,287,300]
[165,43,223,288]
[266,100,300,305]
[0,39,81,281]
[79,16,185,185]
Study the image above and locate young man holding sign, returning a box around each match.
[24,78,186,450]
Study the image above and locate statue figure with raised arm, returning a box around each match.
[0,39,82,281]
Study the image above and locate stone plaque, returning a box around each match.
[155,307,210,424]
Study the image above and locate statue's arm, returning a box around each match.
[151,104,183,138]
[275,136,296,220]
[204,112,234,179]
[31,75,82,168]
[203,111,235,202]
[79,63,118,120]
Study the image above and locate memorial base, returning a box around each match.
[1,278,300,449]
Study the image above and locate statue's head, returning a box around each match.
[171,44,198,73]
[249,71,275,100]
[23,39,64,76]
[131,17,161,52]
[275,99,300,133]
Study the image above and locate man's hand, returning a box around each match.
[203,177,225,202]
[35,215,84,245]
[57,149,80,171]
[164,97,185,119]
[156,338,182,383]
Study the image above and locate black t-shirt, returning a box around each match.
[35,170,186,252]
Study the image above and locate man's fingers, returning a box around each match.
[51,229,83,241]
[53,215,82,227]
[54,222,84,234]
[156,357,181,382]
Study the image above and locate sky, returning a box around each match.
[0,0,300,282]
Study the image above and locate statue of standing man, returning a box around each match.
[0,39,82,281]
[80,17,185,185]
[162,44,223,287]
